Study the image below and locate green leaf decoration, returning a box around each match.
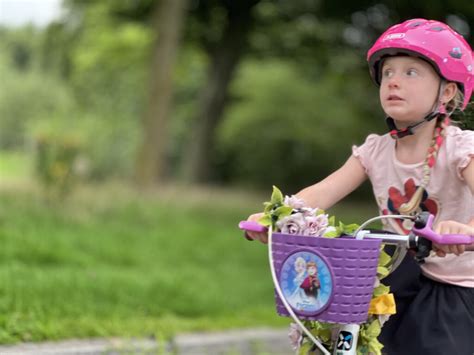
[322,230,340,238]
[377,266,389,278]
[258,214,273,227]
[358,318,384,355]
[298,342,313,355]
[312,328,332,344]
[373,283,390,297]
[342,223,360,234]
[356,345,369,355]
[378,250,392,267]
[263,201,273,213]
[365,319,382,338]
[270,185,284,205]
[274,205,293,218]
[368,338,384,355]
[328,215,336,226]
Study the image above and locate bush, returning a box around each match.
[35,133,82,196]
[0,64,76,150]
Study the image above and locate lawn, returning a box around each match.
[0,151,32,180]
[0,153,378,344]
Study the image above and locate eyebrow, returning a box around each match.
[382,58,425,68]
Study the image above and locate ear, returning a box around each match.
[441,82,458,103]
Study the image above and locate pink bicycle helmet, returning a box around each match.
[367,18,473,110]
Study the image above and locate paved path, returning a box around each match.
[0,328,294,355]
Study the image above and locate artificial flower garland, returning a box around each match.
[259,186,396,355]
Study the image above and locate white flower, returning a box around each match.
[284,195,306,209]
[378,314,391,326]
[277,213,306,235]
[288,323,303,351]
[373,278,380,288]
[300,207,319,217]
[302,214,329,237]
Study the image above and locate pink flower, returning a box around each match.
[277,213,306,235]
[288,323,303,351]
[300,207,319,217]
[284,195,306,209]
[302,214,329,237]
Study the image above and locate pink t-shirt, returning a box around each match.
[352,125,474,287]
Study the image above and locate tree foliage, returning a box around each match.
[0,0,472,188]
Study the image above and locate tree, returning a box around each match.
[181,0,260,183]
[134,0,188,186]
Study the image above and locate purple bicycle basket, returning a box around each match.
[272,233,381,324]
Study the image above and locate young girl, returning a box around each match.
[246,18,474,354]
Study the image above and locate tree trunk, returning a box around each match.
[135,0,187,186]
[182,1,257,183]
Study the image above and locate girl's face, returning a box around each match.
[308,266,317,276]
[379,56,441,124]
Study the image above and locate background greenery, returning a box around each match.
[0,0,472,344]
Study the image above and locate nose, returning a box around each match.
[385,73,400,88]
[388,80,399,89]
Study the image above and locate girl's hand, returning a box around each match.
[433,220,474,257]
[245,213,268,244]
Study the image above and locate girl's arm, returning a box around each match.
[245,156,367,243]
[296,155,368,210]
[434,158,474,255]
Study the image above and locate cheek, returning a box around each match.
[379,86,389,104]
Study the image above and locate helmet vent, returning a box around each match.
[408,21,424,28]
[449,48,463,59]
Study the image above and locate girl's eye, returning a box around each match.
[382,69,393,78]
[406,69,418,76]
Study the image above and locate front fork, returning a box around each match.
[333,324,360,355]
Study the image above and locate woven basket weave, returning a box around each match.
[272,233,381,324]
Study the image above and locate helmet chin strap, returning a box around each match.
[386,111,440,139]
[387,82,449,139]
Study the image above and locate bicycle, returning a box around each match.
[239,211,474,355]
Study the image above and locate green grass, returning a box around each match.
[0,151,378,344]
[0,150,32,179]
[0,184,289,344]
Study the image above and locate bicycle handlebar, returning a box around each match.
[238,220,268,233]
[412,213,474,245]
[239,212,474,245]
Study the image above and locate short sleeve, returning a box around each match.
[446,127,474,180]
[352,134,385,175]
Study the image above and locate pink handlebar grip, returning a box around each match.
[238,220,268,233]
[413,214,474,245]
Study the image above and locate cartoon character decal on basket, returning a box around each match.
[288,257,308,302]
[382,178,439,233]
[280,251,334,315]
[300,261,321,298]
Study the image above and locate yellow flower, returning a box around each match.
[368,293,396,315]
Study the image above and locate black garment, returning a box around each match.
[379,253,474,355]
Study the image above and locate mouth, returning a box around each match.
[387,94,403,101]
